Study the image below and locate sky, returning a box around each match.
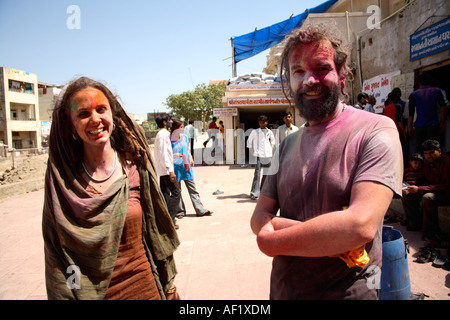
[0,0,326,118]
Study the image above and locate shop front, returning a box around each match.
[216,80,302,164]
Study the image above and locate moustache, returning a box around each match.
[297,85,327,95]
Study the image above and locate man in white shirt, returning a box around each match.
[278,111,299,143]
[154,113,180,229]
[184,120,196,158]
[247,114,275,200]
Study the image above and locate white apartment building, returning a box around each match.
[0,66,41,150]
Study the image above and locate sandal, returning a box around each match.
[196,210,213,217]
[419,245,435,253]
[432,256,449,268]
[410,292,429,300]
[416,248,440,263]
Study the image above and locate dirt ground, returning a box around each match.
[0,144,154,187]
[0,153,48,185]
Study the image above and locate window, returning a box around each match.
[8,80,34,94]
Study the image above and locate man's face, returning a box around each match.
[288,40,341,122]
[259,120,268,129]
[164,118,172,129]
[423,149,441,163]
[283,114,292,125]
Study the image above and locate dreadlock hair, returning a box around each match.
[279,21,353,103]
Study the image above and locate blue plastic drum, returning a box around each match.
[379,226,411,300]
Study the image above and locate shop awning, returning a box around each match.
[231,0,338,64]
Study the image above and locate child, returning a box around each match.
[403,153,425,190]
[386,153,425,224]
[399,153,425,226]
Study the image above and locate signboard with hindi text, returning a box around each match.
[227,97,291,107]
[214,108,238,117]
[410,17,450,61]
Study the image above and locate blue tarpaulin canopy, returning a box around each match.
[231,0,338,64]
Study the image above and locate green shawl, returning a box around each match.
[42,104,179,300]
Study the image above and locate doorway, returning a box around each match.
[237,108,288,164]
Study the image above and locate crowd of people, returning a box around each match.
[41,20,449,300]
[353,72,450,267]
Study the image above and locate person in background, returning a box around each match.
[398,153,426,225]
[403,153,425,188]
[154,113,181,229]
[408,73,446,154]
[384,92,407,143]
[184,120,196,159]
[402,140,450,246]
[247,114,275,200]
[43,77,180,300]
[278,111,299,143]
[217,120,225,153]
[393,87,407,126]
[203,116,218,152]
[171,119,213,218]
[364,95,376,113]
[353,92,368,110]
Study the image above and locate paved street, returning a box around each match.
[0,148,449,300]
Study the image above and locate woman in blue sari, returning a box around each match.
[171,119,213,217]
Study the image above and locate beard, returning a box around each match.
[293,84,340,123]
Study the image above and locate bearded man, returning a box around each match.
[250,22,403,300]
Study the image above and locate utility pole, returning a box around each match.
[231,38,237,78]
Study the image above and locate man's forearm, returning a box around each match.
[257,210,369,258]
[271,216,301,230]
[256,181,393,258]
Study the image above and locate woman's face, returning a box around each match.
[70,87,114,149]
[172,124,184,139]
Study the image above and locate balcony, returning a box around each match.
[8,80,35,95]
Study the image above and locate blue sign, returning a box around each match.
[410,17,450,61]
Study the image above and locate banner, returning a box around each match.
[362,71,400,114]
[40,121,51,137]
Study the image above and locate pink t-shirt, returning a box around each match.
[262,105,403,299]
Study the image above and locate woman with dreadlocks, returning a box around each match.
[42,77,180,300]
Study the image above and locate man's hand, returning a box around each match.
[169,172,177,183]
[406,185,419,194]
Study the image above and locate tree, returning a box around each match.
[165,82,226,126]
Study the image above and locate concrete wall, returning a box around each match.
[38,86,61,121]
[359,0,450,81]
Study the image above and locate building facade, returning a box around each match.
[0,67,41,152]
[358,0,449,106]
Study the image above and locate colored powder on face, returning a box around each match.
[71,87,109,112]
[71,99,79,111]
